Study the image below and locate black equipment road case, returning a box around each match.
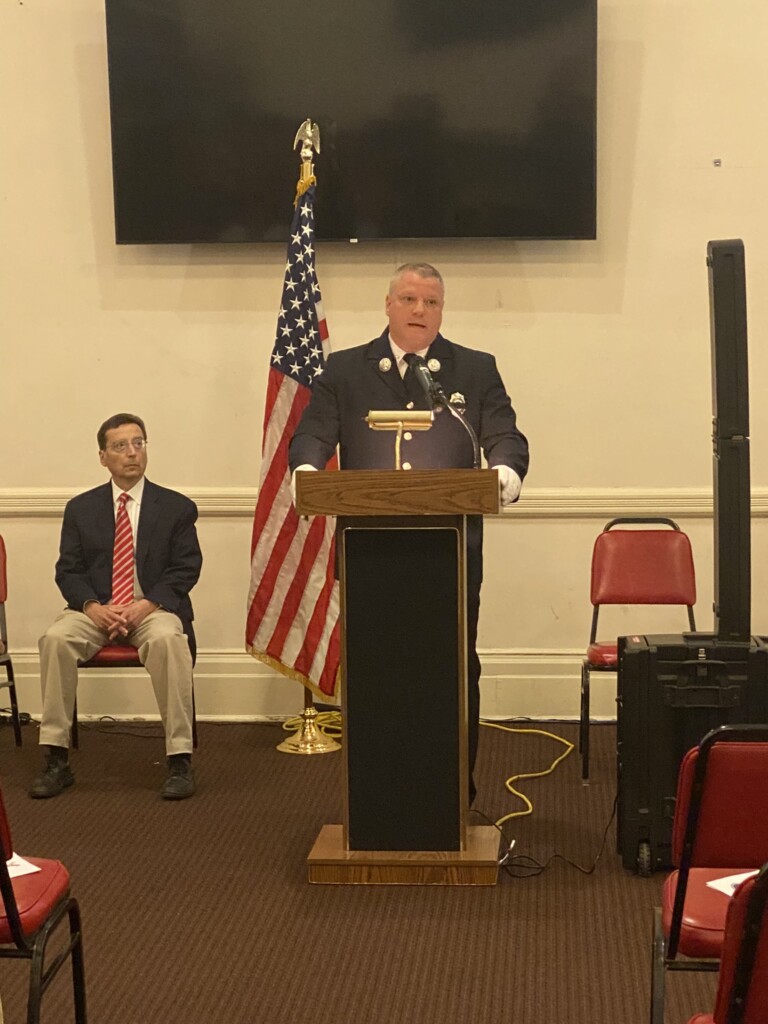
[617,632,768,875]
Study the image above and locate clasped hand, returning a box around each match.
[85,598,158,641]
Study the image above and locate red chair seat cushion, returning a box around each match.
[586,642,618,667]
[661,868,750,958]
[81,645,141,668]
[0,857,70,941]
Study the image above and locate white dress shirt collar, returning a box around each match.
[111,476,145,507]
[388,335,430,376]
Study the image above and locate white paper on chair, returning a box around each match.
[6,853,41,878]
[706,869,759,897]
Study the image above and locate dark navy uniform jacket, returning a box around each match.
[289,330,529,479]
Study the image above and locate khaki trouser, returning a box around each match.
[38,609,194,755]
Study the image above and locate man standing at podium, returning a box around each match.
[290,262,529,801]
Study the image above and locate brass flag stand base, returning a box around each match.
[277,688,341,755]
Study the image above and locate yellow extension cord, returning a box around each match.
[481,721,574,827]
[281,712,574,829]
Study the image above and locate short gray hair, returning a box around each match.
[389,262,444,294]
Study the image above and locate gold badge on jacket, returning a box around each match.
[378,357,392,373]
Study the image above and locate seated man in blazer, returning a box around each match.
[30,413,203,800]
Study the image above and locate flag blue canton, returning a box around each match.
[270,185,327,388]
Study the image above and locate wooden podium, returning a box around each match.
[297,468,501,885]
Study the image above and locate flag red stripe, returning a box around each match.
[245,503,300,643]
[318,622,340,694]
[293,532,337,676]
[249,377,309,560]
[265,515,327,658]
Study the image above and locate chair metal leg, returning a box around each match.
[69,899,88,1024]
[192,687,198,750]
[26,897,86,1024]
[71,699,79,750]
[4,659,22,746]
[580,662,591,780]
[650,906,667,1024]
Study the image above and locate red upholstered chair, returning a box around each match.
[650,725,768,1024]
[687,862,768,1024]
[0,536,23,747]
[74,637,198,749]
[580,517,696,779]
[0,780,86,1023]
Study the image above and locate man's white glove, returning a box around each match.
[496,465,522,506]
[290,464,318,507]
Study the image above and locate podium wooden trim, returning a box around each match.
[308,824,501,886]
[296,468,500,886]
[295,468,500,517]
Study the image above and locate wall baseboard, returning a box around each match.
[6,648,617,723]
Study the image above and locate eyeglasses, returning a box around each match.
[105,439,148,453]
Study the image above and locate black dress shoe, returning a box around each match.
[161,753,195,800]
[30,749,74,799]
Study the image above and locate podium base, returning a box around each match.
[307,824,500,886]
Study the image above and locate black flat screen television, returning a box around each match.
[105,0,597,244]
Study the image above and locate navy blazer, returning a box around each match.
[289,331,529,478]
[55,479,202,623]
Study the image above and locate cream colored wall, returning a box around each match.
[2,0,768,725]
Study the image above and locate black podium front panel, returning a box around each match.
[341,517,466,851]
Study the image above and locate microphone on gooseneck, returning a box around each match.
[407,354,448,407]
[405,353,481,468]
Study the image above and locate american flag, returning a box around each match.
[246,183,340,696]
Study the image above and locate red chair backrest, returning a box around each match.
[0,782,14,860]
[0,535,7,604]
[713,869,768,1023]
[590,529,696,606]
[672,742,768,867]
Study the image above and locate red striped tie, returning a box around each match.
[111,493,135,606]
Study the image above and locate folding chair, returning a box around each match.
[581,517,696,779]
[686,862,768,1024]
[73,625,198,749]
[0,536,22,747]
[0,780,86,1023]
[650,725,768,1024]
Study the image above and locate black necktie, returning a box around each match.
[403,353,424,405]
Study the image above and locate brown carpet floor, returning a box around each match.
[1,719,716,1024]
